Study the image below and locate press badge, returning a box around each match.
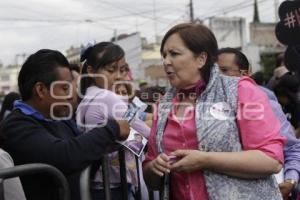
[209,102,231,120]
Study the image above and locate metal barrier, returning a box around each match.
[80,147,150,200]
[80,165,91,200]
[134,155,141,200]
[79,157,113,200]
[102,154,111,200]
[0,163,70,200]
[119,148,128,200]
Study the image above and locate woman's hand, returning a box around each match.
[170,149,281,179]
[148,153,171,177]
[170,150,208,172]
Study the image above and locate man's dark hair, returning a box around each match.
[18,49,70,101]
[218,48,250,71]
[251,71,265,86]
[69,64,80,73]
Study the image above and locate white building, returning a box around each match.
[114,32,142,82]
[209,17,247,49]
[243,22,285,73]
[0,65,20,95]
[66,46,82,64]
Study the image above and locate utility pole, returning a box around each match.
[153,0,157,43]
[253,0,260,23]
[189,0,194,22]
[15,54,20,66]
[113,29,117,42]
[274,0,279,22]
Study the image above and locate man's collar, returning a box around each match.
[14,100,53,122]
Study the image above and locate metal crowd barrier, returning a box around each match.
[134,155,141,200]
[80,165,91,200]
[0,163,70,200]
[80,147,148,200]
[119,148,128,200]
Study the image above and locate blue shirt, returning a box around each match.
[14,100,53,122]
[14,100,81,136]
[260,86,300,187]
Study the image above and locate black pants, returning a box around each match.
[91,187,123,200]
[90,184,133,200]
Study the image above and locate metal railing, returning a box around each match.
[0,163,70,200]
[80,147,147,200]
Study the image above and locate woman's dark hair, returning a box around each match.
[139,86,166,112]
[80,42,125,96]
[0,92,21,122]
[18,49,70,101]
[160,23,218,83]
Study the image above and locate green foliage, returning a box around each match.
[260,53,277,81]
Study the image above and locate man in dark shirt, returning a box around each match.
[0,49,129,200]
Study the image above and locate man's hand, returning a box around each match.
[279,181,295,200]
[116,120,130,140]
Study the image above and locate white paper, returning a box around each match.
[131,97,147,113]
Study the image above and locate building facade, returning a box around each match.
[0,65,20,95]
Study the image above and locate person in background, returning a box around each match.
[0,133,26,200]
[143,23,284,200]
[115,82,131,99]
[274,73,300,137]
[139,86,165,113]
[283,45,300,80]
[138,86,166,127]
[251,71,266,86]
[69,64,80,113]
[266,52,288,90]
[217,47,300,200]
[139,80,148,91]
[0,49,129,200]
[0,92,20,122]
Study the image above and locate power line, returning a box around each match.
[197,0,269,21]
[0,5,177,23]
[92,0,171,24]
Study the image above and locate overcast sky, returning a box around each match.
[0,0,284,65]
